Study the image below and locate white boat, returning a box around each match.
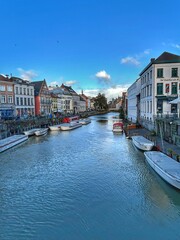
[131,136,154,151]
[112,122,123,133]
[23,128,41,136]
[0,135,28,153]
[79,118,91,125]
[144,151,180,189]
[35,128,49,136]
[60,122,82,131]
[49,124,62,131]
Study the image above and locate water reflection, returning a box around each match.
[1,112,180,240]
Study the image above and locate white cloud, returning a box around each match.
[17,68,38,80]
[95,70,111,81]
[63,80,77,86]
[171,43,180,49]
[121,57,140,66]
[77,84,130,101]
[49,81,59,86]
[144,49,151,54]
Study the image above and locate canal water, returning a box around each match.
[1,112,180,240]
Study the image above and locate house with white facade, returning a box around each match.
[139,52,180,130]
[12,77,35,117]
[127,78,141,123]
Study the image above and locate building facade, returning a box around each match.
[0,75,15,119]
[139,52,180,130]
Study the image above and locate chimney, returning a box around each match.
[151,58,155,62]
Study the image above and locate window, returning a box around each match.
[172,82,177,94]
[20,87,22,94]
[28,98,30,105]
[157,100,163,113]
[24,88,26,95]
[157,68,163,78]
[20,97,23,105]
[0,85,5,91]
[16,97,19,105]
[157,83,163,95]
[7,86,13,92]
[16,87,18,94]
[24,98,27,105]
[171,104,177,113]
[150,70,152,79]
[1,95,6,103]
[27,88,29,95]
[165,84,169,93]
[172,68,178,77]
[8,95,13,103]
[31,98,33,105]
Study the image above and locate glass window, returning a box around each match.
[157,83,163,95]
[7,86,13,92]
[0,85,5,91]
[24,98,27,105]
[16,97,19,105]
[27,88,29,95]
[150,70,152,79]
[20,97,23,105]
[165,84,169,93]
[172,68,178,77]
[157,100,163,113]
[157,68,163,78]
[20,87,22,94]
[8,95,13,103]
[171,104,177,113]
[1,95,6,103]
[16,87,18,94]
[172,82,177,94]
[24,88,26,95]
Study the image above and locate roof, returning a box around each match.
[33,80,47,96]
[61,84,78,96]
[140,52,180,76]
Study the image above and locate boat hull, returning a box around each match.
[24,128,41,136]
[49,125,61,131]
[79,118,91,125]
[132,136,154,151]
[0,135,28,153]
[144,151,180,189]
[60,122,82,131]
[35,128,49,136]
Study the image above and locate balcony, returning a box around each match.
[154,113,178,121]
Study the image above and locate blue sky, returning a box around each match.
[1,0,180,100]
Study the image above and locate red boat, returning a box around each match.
[62,116,79,123]
[112,122,123,133]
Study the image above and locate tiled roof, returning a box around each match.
[33,80,46,96]
[140,52,180,76]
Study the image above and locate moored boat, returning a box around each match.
[144,151,180,189]
[35,128,49,136]
[112,122,123,133]
[0,135,28,153]
[49,124,62,131]
[24,128,41,136]
[79,118,91,125]
[131,136,154,151]
[60,122,82,131]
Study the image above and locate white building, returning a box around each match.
[139,52,180,130]
[12,77,35,117]
[127,78,141,123]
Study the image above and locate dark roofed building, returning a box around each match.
[33,79,51,116]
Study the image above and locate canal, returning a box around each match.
[1,112,180,240]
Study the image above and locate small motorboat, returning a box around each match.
[60,121,82,131]
[0,135,28,153]
[112,122,123,133]
[79,118,91,125]
[35,128,49,136]
[24,128,41,136]
[131,136,154,151]
[144,151,180,189]
[49,124,62,131]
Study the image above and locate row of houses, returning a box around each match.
[0,74,92,119]
[127,51,180,145]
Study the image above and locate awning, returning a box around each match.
[169,98,180,104]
